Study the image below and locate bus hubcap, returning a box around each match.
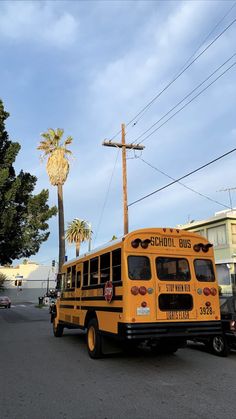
[213,336,224,352]
[88,327,95,351]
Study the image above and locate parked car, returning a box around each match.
[210,295,236,356]
[190,295,236,356]
[0,296,11,308]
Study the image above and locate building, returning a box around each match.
[0,260,57,303]
[178,210,236,295]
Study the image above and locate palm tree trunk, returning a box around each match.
[57,184,65,273]
[76,242,80,257]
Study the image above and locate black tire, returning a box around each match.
[210,335,229,357]
[87,318,102,359]
[53,319,64,337]
[8,304,11,308]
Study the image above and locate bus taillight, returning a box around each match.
[131,286,139,295]
[210,287,217,296]
[205,301,211,307]
[203,287,211,296]
[141,301,147,308]
[139,286,147,295]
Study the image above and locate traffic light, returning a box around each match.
[52,260,55,267]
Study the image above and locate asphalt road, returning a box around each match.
[0,303,236,419]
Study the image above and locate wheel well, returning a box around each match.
[84,310,98,328]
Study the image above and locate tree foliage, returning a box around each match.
[0,99,57,265]
[66,219,92,257]
[0,272,7,291]
[37,128,73,272]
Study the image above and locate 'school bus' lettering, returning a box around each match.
[150,236,192,249]
[51,228,221,358]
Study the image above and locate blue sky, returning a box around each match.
[0,0,236,265]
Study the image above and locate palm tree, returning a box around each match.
[37,128,72,273]
[66,219,92,257]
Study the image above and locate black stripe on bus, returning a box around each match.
[81,281,123,290]
[61,297,78,301]
[60,304,74,309]
[80,305,123,313]
[81,296,123,301]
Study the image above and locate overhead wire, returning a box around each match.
[105,9,236,142]
[131,59,236,145]
[137,157,230,209]
[94,149,120,245]
[125,15,236,128]
[129,53,236,144]
[128,147,236,207]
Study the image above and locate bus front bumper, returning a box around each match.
[118,321,222,341]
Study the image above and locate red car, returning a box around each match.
[0,296,11,308]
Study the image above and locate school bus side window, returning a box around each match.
[66,267,72,288]
[128,256,151,280]
[71,265,76,288]
[194,259,215,282]
[100,252,110,283]
[83,261,89,286]
[90,257,99,285]
[76,271,81,288]
[112,249,121,282]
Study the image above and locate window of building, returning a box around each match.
[90,257,99,285]
[195,229,205,237]
[100,252,110,283]
[128,256,151,280]
[83,261,89,286]
[231,224,236,244]
[207,225,226,246]
[156,257,190,281]
[216,264,231,286]
[112,249,121,282]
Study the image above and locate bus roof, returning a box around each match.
[63,227,206,268]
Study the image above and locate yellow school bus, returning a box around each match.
[51,228,221,358]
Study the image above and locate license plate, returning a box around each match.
[166,311,190,320]
[137,307,150,315]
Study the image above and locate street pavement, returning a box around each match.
[0,304,236,419]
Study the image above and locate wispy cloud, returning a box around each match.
[0,2,79,47]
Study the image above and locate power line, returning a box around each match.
[172,1,236,78]
[132,60,236,145]
[126,16,236,128]
[94,149,120,245]
[128,147,236,207]
[106,11,236,142]
[130,53,236,145]
[137,157,230,209]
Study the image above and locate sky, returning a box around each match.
[0,0,236,265]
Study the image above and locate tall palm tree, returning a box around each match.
[37,128,72,273]
[66,219,92,257]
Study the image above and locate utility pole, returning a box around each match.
[218,187,236,210]
[103,123,144,235]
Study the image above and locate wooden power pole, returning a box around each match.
[103,123,144,235]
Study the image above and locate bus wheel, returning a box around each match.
[87,318,102,359]
[53,319,64,337]
[210,335,229,357]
